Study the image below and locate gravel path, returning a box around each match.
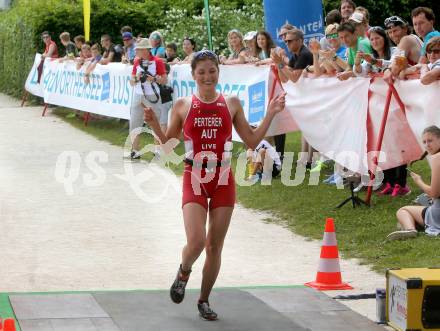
[0,94,385,322]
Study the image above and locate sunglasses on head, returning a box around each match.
[384,16,407,28]
[368,26,385,33]
[193,50,218,60]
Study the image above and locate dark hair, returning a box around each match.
[120,26,132,34]
[183,37,197,51]
[100,34,111,41]
[255,31,275,56]
[368,27,392,60]
[337,22,356,34]
[74,35,86,44]
[340,0,356,10]
[190,50,219,72]
[41,31,50,37]
[166,42,177,52]
[411,7,435,22]
[326,9,342,25]
[423,125,440,138]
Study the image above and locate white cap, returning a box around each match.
[349,12,364,24]
[243,31,257,41]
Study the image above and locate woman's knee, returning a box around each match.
[186,240,205,255]
[205,242,224,258]
[396,206,409,219]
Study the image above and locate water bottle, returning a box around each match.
[376,288,386,324]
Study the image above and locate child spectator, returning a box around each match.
[74,35,86,53]
[75,43,92,70]
[387,126,440,240]
[59,32,78,60]
[84,44,102,84]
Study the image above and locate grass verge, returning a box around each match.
[52,107,440,273]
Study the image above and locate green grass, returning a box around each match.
[53,107,440,274]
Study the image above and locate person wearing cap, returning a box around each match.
[129,38,168,160]
[149,31,166,59]
[336,22,372,81]
[243,31,258,63]
[348,11,368,39]
[384,16,422,66]
[122,32,136,64]
[411,7,440,64]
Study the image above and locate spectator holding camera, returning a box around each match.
[129,38,168,160]
[387,126,440,240]
[354,26,395,76]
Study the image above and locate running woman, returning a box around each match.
[143,50,286,320]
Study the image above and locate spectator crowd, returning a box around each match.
[38,1,440,240]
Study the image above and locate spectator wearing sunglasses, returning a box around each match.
[348,8,370,39]
[421,37,440,85]
[354,26,395,76]
[320,9,343,50]
[411,7,440,63]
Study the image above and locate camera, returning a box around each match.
[139,60,153,83]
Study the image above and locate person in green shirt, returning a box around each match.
[336,22,373,80]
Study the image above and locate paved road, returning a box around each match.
[0,94,385,322]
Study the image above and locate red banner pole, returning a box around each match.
[365,84,393,205]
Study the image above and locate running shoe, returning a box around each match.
[391,184,411,197]
[170,265,191,304]
[130,151,141,160]
[386,229,417,241]
[323,174,336,184]
[198,301,218,321]
[310,160,324,173]
[378,182,392,195]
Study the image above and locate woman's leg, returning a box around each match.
[396,206,425,230]
[199,206,234,302]
[395,165,408,187]
[181,202,208,272]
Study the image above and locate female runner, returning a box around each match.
[144,50,286,320]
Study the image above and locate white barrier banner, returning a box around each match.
[25,54,135,119]
[25,54,45,98]
[24,56,440,174]
[283,77,370,174]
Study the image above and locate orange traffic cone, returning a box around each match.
[3,318,16,331]
[305,218,353,290]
